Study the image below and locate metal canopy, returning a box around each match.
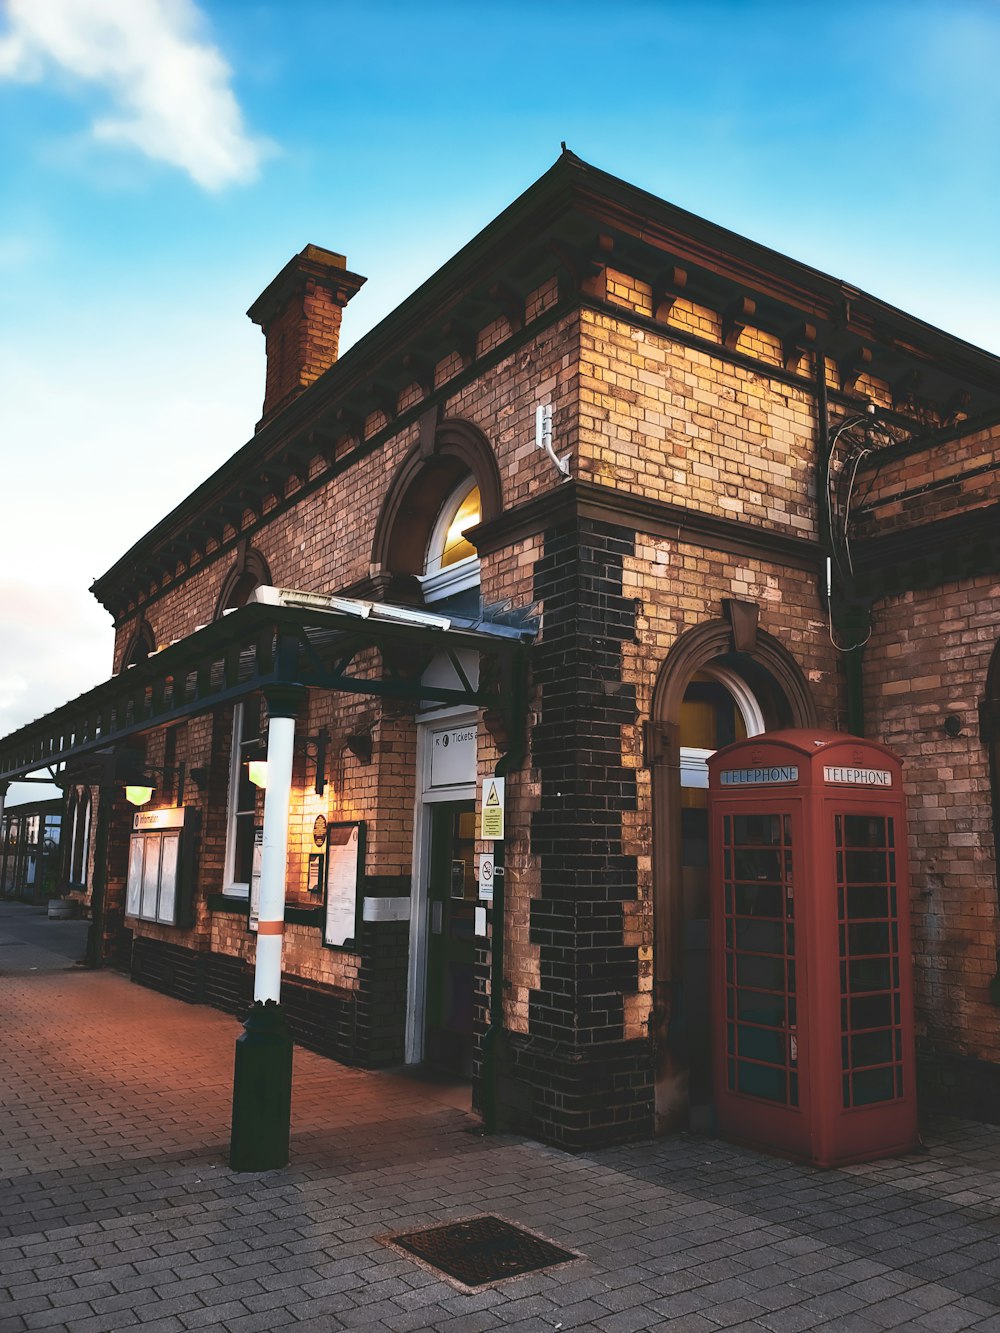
[0,600,533,783]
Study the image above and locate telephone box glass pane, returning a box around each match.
[837,814,902,1108]
[723,812,797,1107]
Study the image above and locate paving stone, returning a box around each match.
[5,931,1000,1333]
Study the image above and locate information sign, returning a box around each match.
[324,821,364,949]
[478,852,494,902]
[480,775,505,840]
[823,766,892,787]
[248,826,263,933]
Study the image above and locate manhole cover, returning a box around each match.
[389,1215,575,1286]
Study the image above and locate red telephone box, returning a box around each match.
[707,730,918,1167]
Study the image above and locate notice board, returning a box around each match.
[323,821,365,949]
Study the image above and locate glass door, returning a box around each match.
[424,801,477,1077]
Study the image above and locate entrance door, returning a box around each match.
[424,801,477,1077]
[678,670,758,1123]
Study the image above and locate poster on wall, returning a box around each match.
[125,836,144,917]
[140,834,161,920]
[324,822,364,949]
[125,808,191,926]
[158,835,179,924]
[248,826,264,933]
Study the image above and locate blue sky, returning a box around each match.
[2,0,1000,802]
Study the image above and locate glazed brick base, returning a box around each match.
[492,1031,653,1151]
[918,1053,1000,1125]
[131,936,205,1004]
[129,937,382,1068]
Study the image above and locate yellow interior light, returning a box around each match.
[440,487,482,568]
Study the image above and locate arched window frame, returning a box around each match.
[121,620,155,670]
[371,417,502,598]
[679,663,767,791]
[66,786,92,888]
[421,477,482,604]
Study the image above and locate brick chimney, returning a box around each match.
[247,244,366,429]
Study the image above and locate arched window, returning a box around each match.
[372,418,501,605]
[122,620,155,669]
[66,786,92,887]
[215,547,272,620]
[422,478,482,606]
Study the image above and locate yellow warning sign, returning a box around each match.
[480,775,505,840]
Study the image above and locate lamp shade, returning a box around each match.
[247,759,269,789]
[124,784,155,807]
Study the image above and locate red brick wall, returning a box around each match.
[866,579,1000,1060]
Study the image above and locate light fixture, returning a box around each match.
[115,746,185,807]
[247,759,269,789]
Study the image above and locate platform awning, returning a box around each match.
[0,594,534,784]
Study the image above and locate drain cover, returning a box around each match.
[390,1215,575,1286]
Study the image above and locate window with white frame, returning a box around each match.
[421,479,481,605]
[223,702,260,897]
[67,787,92,887]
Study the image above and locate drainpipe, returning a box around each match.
[816,349,867,737]
[843,616,868,738]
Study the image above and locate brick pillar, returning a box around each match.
[495,516,652,1150]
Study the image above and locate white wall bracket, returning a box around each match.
[535,404,570,478]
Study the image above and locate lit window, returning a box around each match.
[439,486,481,569]
[423,479,481,604]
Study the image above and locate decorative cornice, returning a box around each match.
[89,150,1000,618]
[471,479,823,571]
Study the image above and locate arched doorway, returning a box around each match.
[372,418,503,1075]
[649,611,817,1131]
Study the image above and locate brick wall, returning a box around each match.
[866,579,1000,1064]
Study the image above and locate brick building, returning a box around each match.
[2,151,1000,1149]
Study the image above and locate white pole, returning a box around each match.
[0,783,7,890]
[254,714,295,1002]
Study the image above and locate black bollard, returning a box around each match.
[229,1000,293,1172]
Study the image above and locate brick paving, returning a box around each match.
[2,903,1000,1332]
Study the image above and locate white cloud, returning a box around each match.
[0,0,266,190]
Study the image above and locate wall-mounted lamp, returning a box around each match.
[302,727,330,797]
[345,729,373,765]
[243,727,330,796]
[116,748,185,807]
[943,715,964,738]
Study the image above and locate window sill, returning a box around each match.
[207,894,324,928]
[208,893,248,915]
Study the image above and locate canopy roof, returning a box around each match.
[0,593,532,784]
